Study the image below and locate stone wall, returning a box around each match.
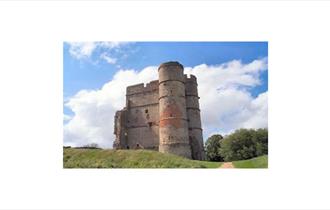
[113,109,127,149]
[113,62,204,160]
[125,80,159,150]
[185,74,205,160]
[158,62,191,159]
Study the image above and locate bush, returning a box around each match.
[205,134,224,161]
[220,128,268,161]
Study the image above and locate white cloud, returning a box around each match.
[99,41,127,49]
[184,58,268,136]
[100,52,117,64]
[66,41,128,61]
[240,91,268,129]
[64,58,268,148]
[63,114,72,121]
[68,42,96,59]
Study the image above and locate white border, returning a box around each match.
[0,1,330,209]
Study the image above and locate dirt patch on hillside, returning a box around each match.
[221,162,234,168]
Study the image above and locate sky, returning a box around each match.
[63,42,268,148]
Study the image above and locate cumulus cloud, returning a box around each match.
[100,52,117,64]
[68,42,96,59]
[64,58,268,148]
[184,58,268,135]
[67,41,129,61]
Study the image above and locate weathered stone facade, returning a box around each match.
[113,61,205,160]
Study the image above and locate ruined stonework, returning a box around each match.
[113,61,205,160]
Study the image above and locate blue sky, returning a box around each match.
[64,42,267,96]
[63,42,268,148]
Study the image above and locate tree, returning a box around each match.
[220,128,268,161]
[254,128,268,156]
[205,134,224,161]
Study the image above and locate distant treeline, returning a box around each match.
[63,143,101,150]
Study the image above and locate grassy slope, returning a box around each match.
[232,155,268,168]
[63,148,221,168]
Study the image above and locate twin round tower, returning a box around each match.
[114,61,205,160]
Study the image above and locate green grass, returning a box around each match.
[63,148,221,168]
[232,155,268,168]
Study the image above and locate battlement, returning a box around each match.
[126,80,159,95]
[184,74,197,84]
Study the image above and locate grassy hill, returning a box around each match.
[232,155,268,168]
[63,148,268,168]
[63,148,221,168]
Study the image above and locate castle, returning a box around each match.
[113,61,205,160]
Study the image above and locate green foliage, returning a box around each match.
[205,134,224,161]
[233,155,268,168]
[220,128,268,161]
[254,128,268,156]
[63,148,222,168]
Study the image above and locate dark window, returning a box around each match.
[145,109,148,113]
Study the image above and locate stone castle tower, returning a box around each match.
[113,61,205,160]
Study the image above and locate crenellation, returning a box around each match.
[126,83,145,95]
[146,80,159,89]
[185,74,197,84]
[126,80,159,96]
